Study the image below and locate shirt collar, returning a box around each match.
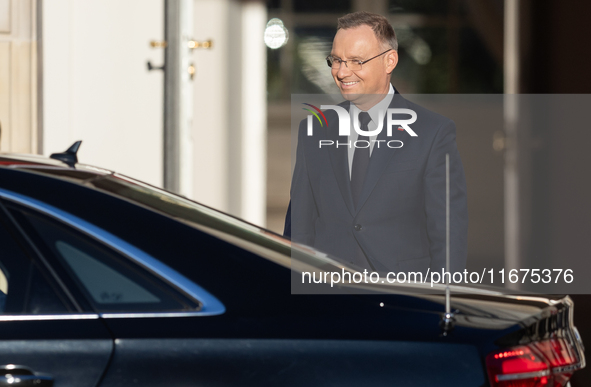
[350,84,395,125]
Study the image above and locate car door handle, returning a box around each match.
[0,365,53,386]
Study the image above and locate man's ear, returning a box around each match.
[385,50,398,74]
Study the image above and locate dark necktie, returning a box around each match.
[351,112,372,209]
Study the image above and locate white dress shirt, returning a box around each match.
[348,84,395,179]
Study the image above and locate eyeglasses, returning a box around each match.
[326,49,392,71]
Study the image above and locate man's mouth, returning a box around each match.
[341,81,359,87]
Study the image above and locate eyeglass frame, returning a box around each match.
[326,49,393,71]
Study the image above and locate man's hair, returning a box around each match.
[337,11,398,51]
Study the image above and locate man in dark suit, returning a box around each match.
[284,12,467,274]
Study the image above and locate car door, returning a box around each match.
[0,200,113,387]
[1,197,219,386]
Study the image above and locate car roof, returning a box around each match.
[0,153,68,167]
[0,153,114,181]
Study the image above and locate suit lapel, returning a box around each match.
[355,92,408,212]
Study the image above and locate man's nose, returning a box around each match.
[335,61,352,78]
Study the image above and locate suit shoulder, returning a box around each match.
[403,98,454,128]
[396,97,454,142]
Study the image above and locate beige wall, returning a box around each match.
[0,0,37,154]
[192,0,267,225]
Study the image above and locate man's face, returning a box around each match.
[330,25,397,108]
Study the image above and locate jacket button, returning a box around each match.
[354,224,362,231]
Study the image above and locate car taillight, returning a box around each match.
[486,338,580,387]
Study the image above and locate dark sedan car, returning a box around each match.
[0,150,585,386]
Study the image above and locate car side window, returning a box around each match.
[0,212,71,314]
[55,241,160,304]
[21,211,192,314]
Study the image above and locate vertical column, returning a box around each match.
[504,0,533,281]
[36,0,43,154]
[240,1,267,226]
[504,0,520,277]
[164,0,193,195]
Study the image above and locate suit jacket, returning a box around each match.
[284,91,468,274]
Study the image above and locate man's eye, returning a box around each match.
[333,58,342,64]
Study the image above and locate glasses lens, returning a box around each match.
[349,61,362,71]
[326,57,363,71]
